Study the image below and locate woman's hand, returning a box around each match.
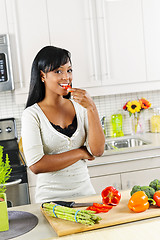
[71,88,95,110]
[80,146,95,161]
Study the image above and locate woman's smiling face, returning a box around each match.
[42,61,73,96]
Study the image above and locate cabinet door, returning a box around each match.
[47,0,101,88]
[121,168,160,190]
[100,0,146,86]
[11,0,50,101]
[90,174,121,194]
[142,0,160,81]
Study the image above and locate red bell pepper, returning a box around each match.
[153,190,160,207]
[86,203,113,213]
[101,186,121,206]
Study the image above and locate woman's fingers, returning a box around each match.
[80,146,95,160]
[71,88,93,108]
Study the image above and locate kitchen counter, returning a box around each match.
[87,133,160,167]
[7,192,160,240]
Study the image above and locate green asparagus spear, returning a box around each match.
[43,203,102,225]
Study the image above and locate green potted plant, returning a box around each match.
[0,145,12,232]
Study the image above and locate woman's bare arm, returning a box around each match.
[71,88,105,157]
[30,146,94,174]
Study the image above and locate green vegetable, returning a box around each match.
[130,185,156,205]
[43,203,102,225]
[131,185,155,198]
[149,179,160,191]
[140,186,155,198]
[130,185,142,196]
[0,146,12,193]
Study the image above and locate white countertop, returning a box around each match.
[8,196,160,240]
[87,133,160,167]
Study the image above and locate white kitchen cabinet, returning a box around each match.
[6,0,160,101]
[87,0,160,96]
[142,0,160,82]
[47,0,102,89]
[99,0,146,86]
[121,167,160,190]
[90,174,121,194]
[46,0,148,95]
[8,0,50,103]
[88,153,160,192]
[12,0,104,103]
[13,0,50,88]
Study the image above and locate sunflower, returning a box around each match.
[126,100,141,114]
[139,98,151,109]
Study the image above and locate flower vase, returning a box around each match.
[131,112,144,135]
[0,193,9,232]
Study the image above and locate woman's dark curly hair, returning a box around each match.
[26,46,71,108]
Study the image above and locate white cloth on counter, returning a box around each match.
[21,100,95,203]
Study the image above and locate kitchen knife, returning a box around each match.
[42,200,101,208]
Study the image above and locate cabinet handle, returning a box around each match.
[95,0,110,81]
[88,0,98,81]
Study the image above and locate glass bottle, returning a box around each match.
[111,113,124,137]
[150,108,160,133]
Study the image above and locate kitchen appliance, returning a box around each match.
[0,118,30,207]
[0,34,14,91]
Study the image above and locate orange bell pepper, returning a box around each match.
[128,191,149,213]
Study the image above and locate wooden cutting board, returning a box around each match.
[41,190,160,237]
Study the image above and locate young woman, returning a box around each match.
[21,46,105,203]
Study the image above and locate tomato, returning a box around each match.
[0,198,4,202]
[153,190,160,207]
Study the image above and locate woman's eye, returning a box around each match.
[68,69,73,73]
[55,70,62,74]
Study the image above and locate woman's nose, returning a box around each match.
[62,72,69,80]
